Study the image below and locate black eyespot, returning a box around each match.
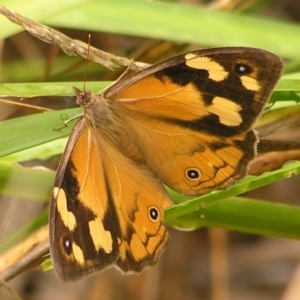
[63,237,72,255]
[235,63,252,75]
[186,168,201,181]
[148,206,160,222]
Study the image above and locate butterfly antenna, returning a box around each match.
[83,34,92,92]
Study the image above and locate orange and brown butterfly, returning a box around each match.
[50,47,283,282]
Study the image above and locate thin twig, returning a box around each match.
[0,6,149,72]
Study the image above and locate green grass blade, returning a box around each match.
[169,196,300,240]
[46,0,300,59]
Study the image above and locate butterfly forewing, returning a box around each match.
[109,48,282,136]
[50,121,120,281]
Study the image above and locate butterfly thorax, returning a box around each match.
[74,87,144,164]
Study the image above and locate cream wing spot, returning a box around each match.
[89,217,113,253]
[240,75,260,91]
[184,52,197,61]
[208,97,242,127]
[54,187,76,231]
[72,242,85,265]
[184,54,228,81]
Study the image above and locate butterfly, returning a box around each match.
[49,47,283,282]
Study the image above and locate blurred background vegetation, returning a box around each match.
[1,0,300,299]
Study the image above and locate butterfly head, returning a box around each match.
[73,86,93,107]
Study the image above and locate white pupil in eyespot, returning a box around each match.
[187,169,199,179]
[63,237,72,255]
